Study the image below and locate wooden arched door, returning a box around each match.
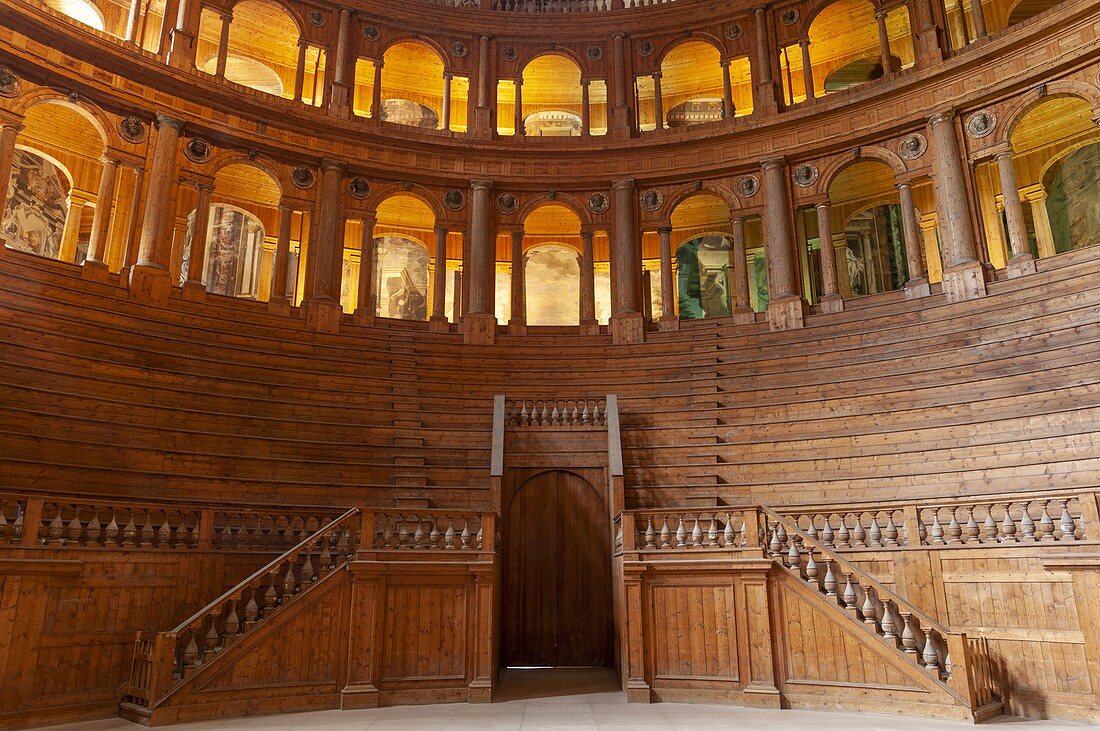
[503,470,614,667]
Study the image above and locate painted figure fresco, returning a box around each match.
[375,235,429,320]
[676,234,731,319]
[525,244,581,325]
[1047,142,1100,253]
[179,205,268,299]
[0,149,69,259]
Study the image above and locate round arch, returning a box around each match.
[655,33,725,68]
[998,85,1100,146]
[224,0,305,36]
[370,187,443,224]
[818,147,906,194]
[13,91,113,151]
[518,195,589,226]
[207,153,286,198]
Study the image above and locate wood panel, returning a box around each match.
[381,583,467,682]
[504,470,613,667]
[650,583,738,681]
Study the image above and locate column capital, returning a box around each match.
[798,37,810,48]
[471,179,494,191]
[894,181,913,192]
[874,9,889,20]
[986,141,1014,160]
[730,214,746,225]
[219,11,233,22]
[0,120,24,134]
[612,32,626,40]
[761,157,786,172]
[814,199,831,210]
[298,37,310,48]
[195,181,215,194]
[580,227,597,240]
[927,108,956,127]
[480,34,491,42]
[360,213,377,226]
[611,178,635,191]
[373,58,384,69]
[657,225,672,235]
[434,223,449,236]
[277,201,296,214]
[98,155,122,167]
[752,5,768,16]
[510,229,524,243]
[652,71,663,80]
[320,159,346,173]
[154,114,186,132]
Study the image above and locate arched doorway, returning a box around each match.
[504,470,613,668]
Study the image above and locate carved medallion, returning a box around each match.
[348,177,369,199]
[443,189,466,211]
[586,46,603,62]
[738,175,760,198]
[587,193,610,214]
[780,9,800,25]
[118,116,148,144]
[638,41,655,57]
[793,164,818,187]
[497,193,518,215]
[451,41,469,58]
[308,9,325,27]
[362,24,380,41]
[0,67,20,98]
[725,24,744,40]
[966,110,996,138]
[640,189,664,212]
[183,138,212,164]
[291,166,316,190]
[898,133,928,160]
[502,46,518,62]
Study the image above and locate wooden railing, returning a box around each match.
[627,509,753,550]
[504,398,607,427]
[369,511,486,550]
[777,488,1098,549]
[0,492,345,550]
[124,507,360,709]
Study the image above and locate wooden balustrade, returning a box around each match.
[778,488,1097,550]
[371,511,486,550]
[504,398,607,427]
[628,509,752,550]
[123,507,361,708]
[760,507,961,686]
[489,0,616,11]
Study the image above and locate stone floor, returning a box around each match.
[44,668,1091,731]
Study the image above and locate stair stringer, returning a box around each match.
[137,568,351,727]
[771,568,974,722]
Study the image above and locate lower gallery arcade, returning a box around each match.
[0,0,1099,727]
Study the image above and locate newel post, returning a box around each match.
[358,510,376,556]
[19,498,44,546]
[621,513,636,552]
[902,505,922,546]
[743,509,763,550]
[945,632,977,707]
[1079,492,1100,538]
[197,509,215,549]
[621,562,651,702]
[149,632,179,701]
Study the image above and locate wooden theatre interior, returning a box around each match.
[0,0,1099,725]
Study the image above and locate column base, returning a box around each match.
[352,308,375,327]
[624,680,652,703]
[766,295,805,331]
[753,82,780,115]
[340,684,379,710]
[657,314,679,332]
[903,277,931,299]
[128,264,172,307]
[731,306,756,324]
[474,107,493,138]
[428,314,451,333]
[181,280,207,301]
[507,320,527,335]
[166,30,196,70]
[818,293,844,313]
[468,680,493,704]
[116,266,132,287]
[941,260,987,303]
[742,682,783,708]
[579,318,600,335]
[80,259,112,283]
[1006,253,1037,278]
[267,296,293,316]
[328,83,350,118]
[302,298,344,333]
[463,312,497,345]
[610,312,644,345]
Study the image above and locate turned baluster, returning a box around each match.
[580,401,590,424]
[842,575,858,614]
[963,506,980,544]
[413,517,426,548]
[1019,502,1036,541]
[804,551,819,586]
[823,561,838,597]
[982,505,998,543]
[805,517,818,540]
[592,402,603,424]
[659,518,671,549]
[836,517,850,548]
[540,402,550,425]
[429,518,441,548]
[157,516,172,547]
[851,515,866,547]
[0,508,8,544]
[921,631,941,672]
[706,516,718,546]
[1000,504,1017,543]
[867,514,882,547]
[786,537,801,572]
[104,514,120,546]
[397,518,410,548]
[444,521,456,549]
[769,527,782,555]
[820,517,834,548]
[691,516,703,547]
[723,515,735,547]
[571,402,580,425]
[282,562,298,599]
[884,514,899,546]
[929,510,944,545]
[900,612,918,656]
[46,509,65,544]
[181,632,202,670]
[202,615,220,659]
[300,549,316,587]
[335,525,350,556]
[460,520,471,549]
[1038,501,1055,541]
[140,511,155,548]
[1059,501,1078,541]
[675,517,687,548]
[881,599,898,643]
[946,509,962,545]
[243,590,260,629]
[551,403,562,425]
[318,537,333,569]
[218,521,234,549]
[66,510,83,545]
[861,587,878,627]
[223,600,241,641]
[88,512,104,545]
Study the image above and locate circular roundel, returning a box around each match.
[725,24,744,40]
[451,41,469,58]
[780,9,800,25]
[348,177,370,199]
[308,9,325,27]
[0,67,21,98]
[291,166,316,190]
[586,46,603,62]
[587,193,610,214]
[184,138,212,164]
[362,24,380,41]
[502,46,518,62]
[638,41,655,57]
[793,164,819,187]
[898,133,928,160]
[640,189,664,212]
[497,193,518,215]
[443,189,466,212]
[966,110,997,138]
[738,175,760,198]
[118,116,148,144]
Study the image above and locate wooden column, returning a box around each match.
[465,180,496,344]
[610,179,643,344]
[474,34,492,137]
[581,79,591,136]
[621,564,652,702]
[1025,188,1057,259]
[609,32,631,137]
[751,5,779,113]
[729,216,753,322]
[969,0,987,38]
[353,216,376,324]
[429,224,449,330]
[741,565,781,704]
[215,12,232,79]
[83,157,120,275]
[799,39,814,101]
[131,115,184,304]
[441,73,453,131]
[293,39,308,102]
[908,0,948,65]
[370,60,384,120]
[0,122,24,216]
[762,158,804,329]
[181,182,213,295]
[721,59,735,118]
[652,72,664,130]
[897,182,931,296]
[513,80,524,136]
[928,109,985,301]
[508,229,525,332]
[166,0,197,69]
[815,202,843,312]
[329,6,352,114]
[579,229,597,333]
[995,148,1037,277]
[875,10,895,74]
[119,165,145,278]
[268,203,294,306]
[303,160,345,332]
[58,194,88,263]
[657,225,677,329]
[125,0,141,44]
